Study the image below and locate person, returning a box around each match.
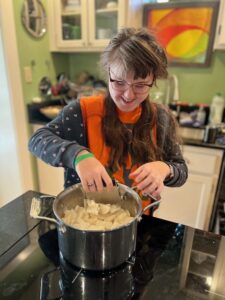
[28,27,188,212]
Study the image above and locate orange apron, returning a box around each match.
[80,96,157,215]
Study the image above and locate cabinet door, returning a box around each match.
[154,174,215,230]
[36,158,65,196]
[32,125,64,196]
[183,145,223,176]
[49,0,127,51]
[54,0,88,49]
[88,0,126,48]
[214,0,225,50]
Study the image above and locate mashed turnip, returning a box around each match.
[62,199,134,230]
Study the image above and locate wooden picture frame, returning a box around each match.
[143,1,219,67]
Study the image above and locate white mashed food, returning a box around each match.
[62,199,134,230]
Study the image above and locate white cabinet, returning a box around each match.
[214,0,225,50]
[154,146,223,230]
[155,174,215,230]
[48,0,127,52]
[32,124,64,196]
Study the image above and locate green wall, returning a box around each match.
[13,0,69,104]
[13,0,225,105]
[12,0,71,190]
[169,51,225,104]
[69,53,102,82]
[68,49,225,105]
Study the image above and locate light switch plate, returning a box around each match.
[24,66,32,83]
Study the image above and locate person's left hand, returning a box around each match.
[129,161,170,197]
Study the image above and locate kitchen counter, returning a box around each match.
[183,138,225,150]
[0,191,225,299]
[27,99,65,125]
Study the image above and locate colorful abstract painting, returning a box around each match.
[143,1,219,67]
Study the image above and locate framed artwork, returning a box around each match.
[143,1,219,67]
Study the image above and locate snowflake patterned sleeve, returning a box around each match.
[28,101,88,169]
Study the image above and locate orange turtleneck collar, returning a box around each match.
[117,105,142,124]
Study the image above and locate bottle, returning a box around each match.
[209,93,225,124]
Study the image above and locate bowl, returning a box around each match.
[40,105,63,119]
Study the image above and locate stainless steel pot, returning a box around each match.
[31,182,160,271]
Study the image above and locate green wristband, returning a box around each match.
[74,153,95,167]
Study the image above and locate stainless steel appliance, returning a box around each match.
[203,124,225,144]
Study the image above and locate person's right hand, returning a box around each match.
[75,151,113,192]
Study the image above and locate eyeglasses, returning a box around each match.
[109,71,154,94]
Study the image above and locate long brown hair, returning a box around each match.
[100,28,168,173]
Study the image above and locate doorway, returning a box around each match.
[0,0,34,207]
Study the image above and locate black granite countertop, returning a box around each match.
[0,192,54,268]
[27,99,65,124]
[0,191,225,299]
[183,138,225,150]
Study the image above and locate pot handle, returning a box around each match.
[135,199,162,221]
[142,193,161,214]
[30,196,58,225]
[131,187,161,213]
[32,214,58,224]
[142,199,161,214]
[133,191,161,219]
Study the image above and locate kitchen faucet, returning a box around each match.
[165,74,179,105]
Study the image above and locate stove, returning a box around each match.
[37,212,176,300]
[1,191,225,300]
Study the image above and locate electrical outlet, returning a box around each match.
[24,66,32,83]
